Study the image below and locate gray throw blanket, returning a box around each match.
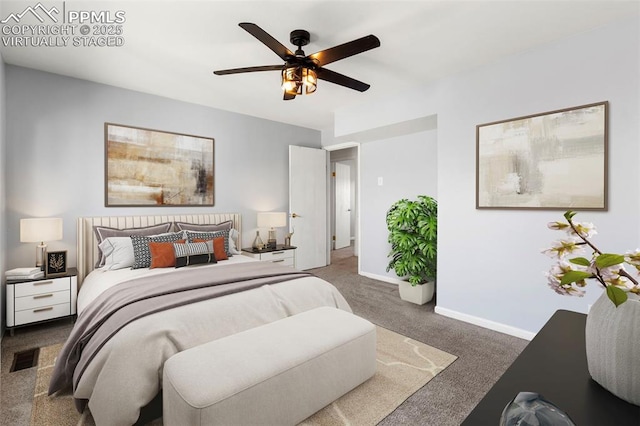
[49,262,312,396]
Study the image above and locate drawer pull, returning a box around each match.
[33,294,53,299]
[33,281,53,286]
[271,251,284,255]
[33,307,54,313]
[272,259,285,263]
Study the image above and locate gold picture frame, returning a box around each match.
[105,123,215,206]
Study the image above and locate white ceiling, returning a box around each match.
[1,1,638,131]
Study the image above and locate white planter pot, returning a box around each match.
[398,281,434,305]
[585,293,640,406]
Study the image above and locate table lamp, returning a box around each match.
[20,217,63,268]
[257,212,287,249]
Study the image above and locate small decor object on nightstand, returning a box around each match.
[252,231,265,250]
[257,211,287,249]
[45,250,67,277]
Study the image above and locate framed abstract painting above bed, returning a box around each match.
[105,123,215,207]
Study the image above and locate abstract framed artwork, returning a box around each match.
[476,101,608,210]
[105,123,214,206]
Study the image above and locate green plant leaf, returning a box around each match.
[564,211,577,221]
[595,253,625,269]
[560,270,593,285]
[606,285,628,307]
[569,257,591,266]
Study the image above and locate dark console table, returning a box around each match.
[462,310,640,425]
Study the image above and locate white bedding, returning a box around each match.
[77,255,256,315]
[69,261,351,425]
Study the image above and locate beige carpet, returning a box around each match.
[31,326,457,426]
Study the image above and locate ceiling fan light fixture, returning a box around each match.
[281,66,317,95]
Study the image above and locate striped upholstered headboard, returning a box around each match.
[76,213,241,286]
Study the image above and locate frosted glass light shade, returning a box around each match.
[257,212,287,228]
[20,218,63,243]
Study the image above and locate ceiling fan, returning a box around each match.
[213,23,381,100]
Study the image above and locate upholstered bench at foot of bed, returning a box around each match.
[162,306,377,426]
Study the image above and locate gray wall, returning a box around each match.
[5,66,320,270]
[331,16,640,336]
[360,130,438,279]
[0,57,5,335]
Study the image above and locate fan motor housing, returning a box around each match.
[290,29,310,47]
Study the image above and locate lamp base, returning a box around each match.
[267,229,277,249]
[36,243,47,270]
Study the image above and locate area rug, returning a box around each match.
[31,326,457,426]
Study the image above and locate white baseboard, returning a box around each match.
[358,271,536,341]
[358,271,402,285]
[435,306,536,341]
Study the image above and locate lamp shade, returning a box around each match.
[20,218,63,243]
[257,212,287,228]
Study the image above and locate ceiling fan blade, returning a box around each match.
[213,65,283,75]
[239,22,294,61]
[283,92,296,100]
[316,68,370,92]
[308,35,380,67]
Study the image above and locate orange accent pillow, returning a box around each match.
[194,237,228,261]
[149,239,186,268]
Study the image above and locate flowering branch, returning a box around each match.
[543,211,640,307]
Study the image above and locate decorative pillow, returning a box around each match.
[174,220,233,233]
[131,232,185,269]
[174,241,217,268]
[186,230,231,257]
[98,237,135,270]
[194,237,228,261]
[149,240,186,268]
[93,222,172,268]
[228,228,241,255]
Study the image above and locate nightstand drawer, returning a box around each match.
[14,277,70,297]
[260,250,293,261]
[14,290,70,311]
[266,257,294,267]
[14,303,71,326]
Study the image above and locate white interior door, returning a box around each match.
[289,146,327,270]
[334,162,351,250]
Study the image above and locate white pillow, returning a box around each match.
[229,228,241,255]
[98,237,135,270]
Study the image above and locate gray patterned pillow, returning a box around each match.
[93,222,172,268]
[131,232,185,269]
[185,229,231,256]
[174,220,232,233]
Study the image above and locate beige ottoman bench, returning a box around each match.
[162,306,376,425]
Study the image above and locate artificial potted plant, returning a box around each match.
[544,211,640,406]
[386,195,437,305]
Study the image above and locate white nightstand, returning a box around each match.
[241,246,297,268]
[6,268,77,335]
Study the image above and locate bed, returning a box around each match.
[49,213,351,426]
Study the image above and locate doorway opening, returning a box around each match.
[328,145,358,266]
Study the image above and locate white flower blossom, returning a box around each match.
[568,221,597,238]
[542,239,584,259]
[547,221,569,231]
[544,211,640,304]
[624,249,640,268]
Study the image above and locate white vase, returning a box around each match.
[585,292,640,406]
[398,281,434,305]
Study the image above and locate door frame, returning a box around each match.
[324,142,360,270]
